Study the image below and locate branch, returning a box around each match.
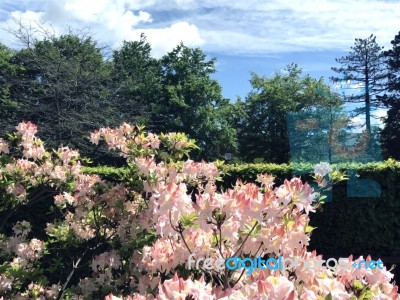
[232,221,259,258]
[56,247,89,300]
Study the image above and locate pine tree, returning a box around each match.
[382,31,400,105]
[331,34,387,136]
[380,31,400,159]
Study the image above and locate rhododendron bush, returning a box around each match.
[0,122,399,299]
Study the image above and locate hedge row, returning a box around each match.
[83,159,400,258]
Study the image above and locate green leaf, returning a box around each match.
[179,212,199,228]
[359,290,373,300]
[239,220,260,237]
[325,293,333,300]
[286,220,295,228]
[353,280,364,291]
[305,225,316,233]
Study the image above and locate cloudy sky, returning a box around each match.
[0,0,399,104]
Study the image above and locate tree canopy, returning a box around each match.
[111,34,163,130]
[331,34,387,136]
[1,22,398,164]
[381,31,400,160]
[238,63,341,163]
[159,43,239,160]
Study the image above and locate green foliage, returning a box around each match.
[381,101,400,160]
[111,34,163,130]
[331,34,386,136]
[179,213,199,229]
[159,43,240,160]
[351,280,374,299]
[85,159,400,259]
[0,43,19,134]
[380,31,400,160]
[8,30,117,164]
[238,63,341,164]
[83,166,128,181]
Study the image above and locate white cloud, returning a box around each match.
[129,22,204,57]
[0,0,399,56]
[0,10,57,47]
[375,108,388,119]
[196,0,400,54]
[0,0,204,57]
[350,116,365,127]
[372,108,388,128]
[348,108,388,130]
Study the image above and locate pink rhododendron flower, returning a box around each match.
[157,273,214,300]
[314,162,332,177]
[256,173,275,188]
[0,122,398,299]
[0,274,13,291]
[90,130,101,145]
[16,121,37,138]
[0,139,9,154]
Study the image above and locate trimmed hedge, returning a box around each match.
[83,159,400,258]
[222,159,400,259]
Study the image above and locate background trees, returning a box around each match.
[0,22,241,163]
[381,31,400,160]
[238,64,340,163]
[1,21,399,164]
[5,25,116,162]
[331,34,387,136]
[111,34,163,131]
[0,43,19,133]
[159,43,239,160]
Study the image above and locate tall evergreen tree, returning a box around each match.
[111,34,163,130]
[331,34,387,136]
[159,43,238,160]
[0,43,19,133]
[7,23,116,162]
[380,31,400,159]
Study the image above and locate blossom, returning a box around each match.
[16,121,37,138]
[140,239,187,273]
[54,192,75,206]
[228,273,297,299]
[22,143,45,160]
[256,173,275,188]
[90,131,101,145]
[6,183,27,201]
[12,221,31,238]
[0,121,399,299]
[0,139,9,154]
[146,133,161,149]
[314,162,332,177]
[0,274,13,291]
[92,251,121,272]
[157,273,214,300]
[58,147,79,163]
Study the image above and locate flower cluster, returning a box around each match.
[0,122,398,300]
[0,221,44,267]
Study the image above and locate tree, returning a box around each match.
[7,22,118,162]
[159,43,239,160]
[0,44,19,133]
[238,63,341,163]
[111,34,163,130]
[331,34,387,136]
[381,102,400,160]
[380,31,400,159]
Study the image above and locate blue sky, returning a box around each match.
[0,0,399,122]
